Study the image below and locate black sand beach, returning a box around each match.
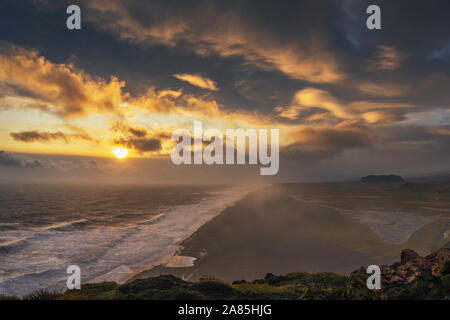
[132,185,404,282]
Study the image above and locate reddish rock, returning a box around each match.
[346,248,450,299]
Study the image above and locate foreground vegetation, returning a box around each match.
[2,248,449,300]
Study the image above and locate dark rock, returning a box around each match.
[401,249,421,264]
[347,248,450,299]
[232,280,248,285]
[21,248,450,300]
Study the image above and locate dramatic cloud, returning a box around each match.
[128,127,147,138]
[0,150,42,168]
[275,88,415,126]
[357,82,411,97]
[84,0,344,83]
[174,74,219,91]
[114,137,162,153]
[111,122,170,154]
[282,121,371,159]
[0,45,274,156]
[10,130,94,143]
[367,45,406,71]
[0,45,127,118]
[2,0,450,181]
[0,150,103,174]
[360,110,408,125]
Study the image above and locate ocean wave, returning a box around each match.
[0,238,28,254]
[136,213,165,225]
[0,219,89,256]
[0,187,252,296]
[32,219,89,232]
[0,223,21,231]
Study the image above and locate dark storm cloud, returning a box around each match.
[334,0,450,104]
[111,122,171,153]
[0,151,103,174]
[7,0,448,115]
[128,138,161,152]
[114,137,162,153]
[0,151,42,168]
[2,0,450,181]
[83,0,344,82]
[338,0,450,53]
[128,127,147,138]
[376,125,450,149]
[282,122,372,160]
[78,0,450,113]
[10,131,94,143]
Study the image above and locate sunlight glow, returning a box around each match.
[113,147,128,159]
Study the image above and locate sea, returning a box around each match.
[0,184,249,297]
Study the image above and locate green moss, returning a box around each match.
[441,275,450,288]
[233,283,301,300]
[344,267,379,300]
[116,275,196,300]
[0,295,19,300]
[23,289,60,300]
[191,279,236,299]
[58,282,119,300]
[6,248,449,300]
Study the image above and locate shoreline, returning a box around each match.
[0,185,256,297]
[121,185,263,284]
[130,185,403,283]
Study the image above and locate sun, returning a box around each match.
[113,147,128,159]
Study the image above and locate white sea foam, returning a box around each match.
[291,193,444,244]
[32,219,89,232]
[444,230,450,239]
[165,255,196,268]
[346,210,437,244]
[0,187,251,297]
[135,213,165,225]
[323,206,438,244]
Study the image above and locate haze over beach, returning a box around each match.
[0,0,450,300]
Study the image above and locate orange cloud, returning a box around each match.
[10,130,95,143]
[361,110,408,125]
[0,45,280,157]
[367,45,406,71]
[174,74,219,91]
[0,45,127,118]
[0,45,268,128]
[275,87,415,126]
[358,81,411,97]
[85,0,344,83]
[0,45,368,160]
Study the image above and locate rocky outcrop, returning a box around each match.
[346,248,450,299]
[5,248,449,300]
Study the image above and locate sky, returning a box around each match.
[1,0,450,183]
